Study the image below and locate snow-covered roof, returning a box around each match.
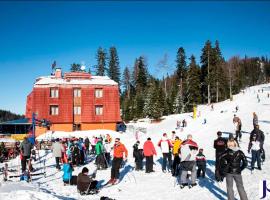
[34,75,118,86]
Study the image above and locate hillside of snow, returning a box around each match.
[1,83,270,200]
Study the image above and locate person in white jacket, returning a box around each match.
[52,138,64,170]
[158,133,173,172]
[179,134,199,189]
[103,139,112,166]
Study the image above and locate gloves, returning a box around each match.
[215,170,224,182]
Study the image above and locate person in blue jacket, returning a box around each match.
[62,159,77,185]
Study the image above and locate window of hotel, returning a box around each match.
[50,88,59,98]
[50,105,59,115]
[73,88,81,97]
[95,89,103,98]
[74,106,81,115]
[95,106,103,115]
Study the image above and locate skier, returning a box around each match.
[179,134,198,189]
[233,114,242,142]
[196,148,206,178]
[78,138,85,165]
[77,167,99,195]
[235,105,239,112]
[143,137,157,173]
[84,137,90,156]
[158,133,173,173]
[90,136,97,155]
[248,134,261,171]
[133,141,144,171]
[95,138,106,170]
[216,137,248,200]
[52,138,64,170]
[172,136,182,176]
[108,138,128,184]
[62,159,77,185]
[71,142,80,166]
[252,112,258,128]
[20,136,33,173]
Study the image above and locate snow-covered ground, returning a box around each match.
[1,83,270,200]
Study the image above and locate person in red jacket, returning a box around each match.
[109,138,128,184]
[143,137,157,173]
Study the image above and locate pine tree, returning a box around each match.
[70,63,82,72]
[122,67,131,99]
[186,55,201,109]
[200,40,214,104]
[108,46,121,84]
[174,47,187,113]
[136,56,148,93]
[96,47,107,76]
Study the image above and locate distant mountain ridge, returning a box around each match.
[0,109,24,123]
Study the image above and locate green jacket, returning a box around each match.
[95,141,104,155]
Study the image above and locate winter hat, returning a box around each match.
[82,167,89,174]
[147,137,151,141]
[217,131,222,136]
[228,133,234,141]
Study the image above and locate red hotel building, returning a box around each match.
[25,69,121,136]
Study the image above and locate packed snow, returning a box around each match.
[1,83,270,200]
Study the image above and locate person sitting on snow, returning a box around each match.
[77,167,99,195]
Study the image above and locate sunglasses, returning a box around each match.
[115,140,120,143]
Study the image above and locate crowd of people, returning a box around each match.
[1,108,265,199]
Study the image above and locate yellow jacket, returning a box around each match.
[172,139,182,155]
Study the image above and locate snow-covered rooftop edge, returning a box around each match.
[34,75,118,86]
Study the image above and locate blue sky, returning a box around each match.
[0,1,270,115]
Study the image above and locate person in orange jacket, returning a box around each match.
[109,138,128,184]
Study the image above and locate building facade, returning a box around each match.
[25,69,121,136]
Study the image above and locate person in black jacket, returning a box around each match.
[133,141,144,171]
[213,131,227,179]
[84,137,90,155]
[250,125,265,148]
[216,138,248,200]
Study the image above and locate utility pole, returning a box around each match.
[229,62,232,100]
[207,49,211,105]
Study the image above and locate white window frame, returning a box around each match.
[95,89,103,98]
[50,105,59,115]
[74,106,81,115]
[50,88,59,98]
[95,106,103,115]
[73,88,81,97]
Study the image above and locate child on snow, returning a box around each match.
[196,148,206,178]
[62,159,77,185]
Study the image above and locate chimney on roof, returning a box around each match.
[55,68,62,79]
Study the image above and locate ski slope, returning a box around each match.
[1,83,270,200]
